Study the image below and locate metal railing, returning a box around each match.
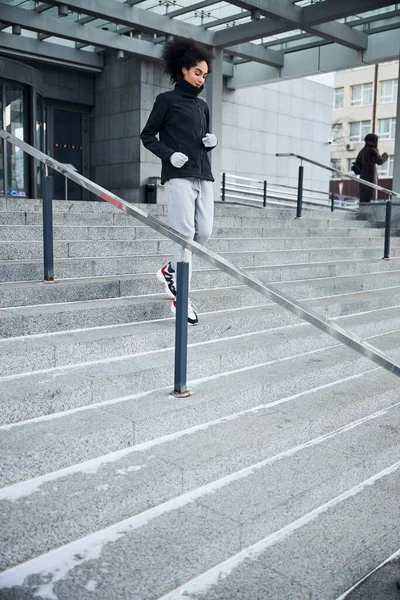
[277,153,400,203]
[277,153,400,259]
[221,172,358,212]
[1,128,400,393]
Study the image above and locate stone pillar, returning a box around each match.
[90,52,142,203]
[206,49,223,202]
[392,60,400,195]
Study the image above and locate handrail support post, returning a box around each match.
[171,259,191,398]
[221,172,226,202]
[296,163,304,219]
[330,192,335,212]
[263,180,267,208]
[43,174,55,282]
[383,196,392,260]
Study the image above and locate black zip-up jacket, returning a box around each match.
[140,76,215,184]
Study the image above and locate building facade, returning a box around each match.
[330,61,398,196]
[0,54,332,202]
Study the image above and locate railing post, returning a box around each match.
[330,191,335,212]
[383,197,392,260]
[42,174,54,282]
[221,172,226,202]
[296,163,303,218]
[172,259,191,398]
[263,180,267,207]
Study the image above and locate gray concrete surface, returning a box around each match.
[1,199,400,599]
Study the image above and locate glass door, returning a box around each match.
[4,84,29,196]
[46,101,89,200]
[35,94,45,198]
[0,87,3,196]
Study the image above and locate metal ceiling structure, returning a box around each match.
[0,0,399,86]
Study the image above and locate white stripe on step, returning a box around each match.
[156,461,400,600]
[1,412,399,600]
[0,369,381,500]
[334,547,400,600]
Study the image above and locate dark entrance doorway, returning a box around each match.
[45,101,89,200]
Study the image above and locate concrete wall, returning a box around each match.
[222,78,333,194]
[24,60,95,106]
[138,60,169,193]
[90,52,142,203]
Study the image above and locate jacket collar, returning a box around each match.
[175,75,203,98]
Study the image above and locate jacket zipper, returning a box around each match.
[195,99,206,177]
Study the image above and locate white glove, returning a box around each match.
[202,133,217,148]
[170,152,188,168]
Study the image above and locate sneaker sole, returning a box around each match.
[170,302,199,326]
[156,268,176,299]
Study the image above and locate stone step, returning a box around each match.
[155,454,400,600]
[0,198,365,220]
[1,320,399,426]
[0,246,394,282]
[2,289,400,377]
[0,224,388,242]
[0,359,396,488]
[0,208,373,229]
[0,235,393,261]
[0,379,398,595]
[2,258,400,309]
[2,272,400,339]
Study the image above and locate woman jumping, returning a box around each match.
[140,36,217,325]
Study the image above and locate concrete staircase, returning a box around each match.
[1,197,400,600]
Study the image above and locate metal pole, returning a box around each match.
[383,197,392,260]
[172,259,191,397]
[330,191,335,212]
[65,176,68,201]
[221,172,226,202]
[296,164,304,218]
[42,175,54,281]
[263,180,267,207]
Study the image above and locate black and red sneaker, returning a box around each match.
[156,262,176,298]
[171,298,199,325]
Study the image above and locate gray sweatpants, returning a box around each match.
[164,177,214,283]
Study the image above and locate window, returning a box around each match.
[378,117,396,140]
[377,156,394,178]
[334,87,344,109]
[349,120,371,142]
[350,83,372,106]
[330,158,341,177]
[380,79,398,103]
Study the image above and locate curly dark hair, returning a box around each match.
[162,36,213,83]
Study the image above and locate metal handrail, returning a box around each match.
[224,182,355,203]
[1,128,400,380]
[222,180,357,211]
[223,187,357,209]
[225,172,332,198]
[276,152,400,200]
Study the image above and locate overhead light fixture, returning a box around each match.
[12,24,22,35]
[58,4,69,17]
[117,50,125,60]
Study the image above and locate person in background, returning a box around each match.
[140,36,217,325]
[355,133,388,203]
